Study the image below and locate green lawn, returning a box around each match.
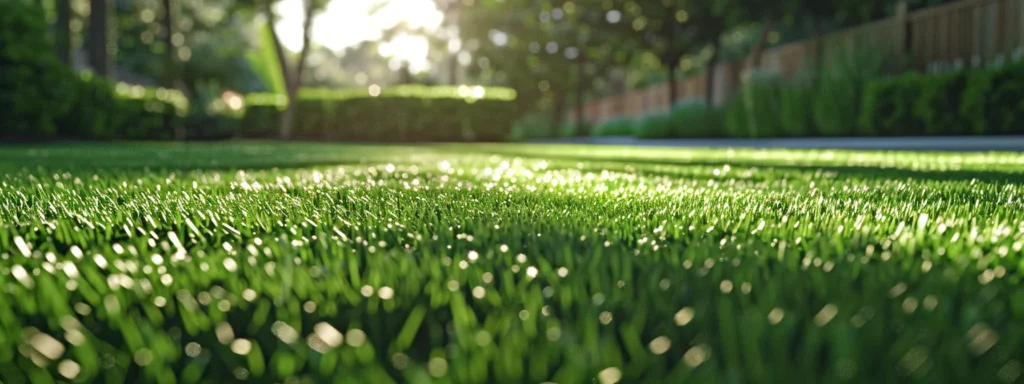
[2,142,1024,383]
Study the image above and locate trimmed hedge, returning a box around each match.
[670,101,724,138]
[592,116,636,137]
[917,71,969,136]
[634,112,673,138]
[1,0,188,141]
[1,0,76,138]
[738,73,783,138]
[859,61,1023,137]
[779,84,814,137]
[960,60,1024,135]
[859,73,926,136]
[242,85,519,142]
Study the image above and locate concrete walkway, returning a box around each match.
[530,136,1024,151]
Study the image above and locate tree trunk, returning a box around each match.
[748,16,774,71]
[162,0,182,140]
[88,0,114,77]
[704,40,720,108]
[162,0,177,88]
[400,63,412,84]
[552,88,566,137]
[666,65,678,110]
[56,0,72,64]
[269,0,316,139]
[449,55,458,84]
[574,51,587,136]
[809,19,823,72]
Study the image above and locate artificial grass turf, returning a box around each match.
[1,141,1023,383]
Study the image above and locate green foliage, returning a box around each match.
[184,83,244,140]
[509,113,557,141]
[559,121,591,138]
[4,143,1024,382]
[724,97,748,138]
[813,50,887,136]
[633,112,674,139]
[0,0,76,138]
[738,72,784,138]
[961,61,1024,135]
[242,86,519,142]
[0,1,189,141]
[669,100,724,138]
[58,74,129,140]
[859,73,925,136]
[779,84,815,137]
[592,116,636,136]
[915,71,969,136]
[860,68,978,138]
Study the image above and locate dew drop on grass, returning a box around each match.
[229,339,251,355]
[597,367,622,384]
[57,360,81,379]
[526,266,538,278]
[648,336,671,355]
[428,357,448,377]
[814,304,839,327]
[674,307,695,326]
[346,329,367,347]
[185,342,202,357]
[378,286,395,300]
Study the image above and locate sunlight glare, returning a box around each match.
[273,0,443,72]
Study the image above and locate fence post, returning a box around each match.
[894,1,910,68]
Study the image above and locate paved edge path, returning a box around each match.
[529,136,1024,152]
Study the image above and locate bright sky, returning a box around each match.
[274,0,445,73]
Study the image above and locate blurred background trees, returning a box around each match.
[15,0,999,141]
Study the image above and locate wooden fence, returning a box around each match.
[572,0,1024,125]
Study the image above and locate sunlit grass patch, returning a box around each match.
[1,142,1023,382]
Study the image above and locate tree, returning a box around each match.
[162,0,179,89]
[458,0,576,129]
[685,0,739,107]
[89,0,115,77]
[593,0,730,109]
[264,0,326,139]
[435,0,462,84]
[547,0,639,134]
[457,0,633,135]
[55,0,72,64]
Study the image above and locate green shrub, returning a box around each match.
[859,73,925,136]
[243,86,519,142]
[724,97,748,138]
[58,74,124,139]
[0,0,76,139]
[813,50,887,136]
[739,72,784,138]
[183,83,243,140]
[669,100,724,138]
[0,1,189,141]
[559,120,591,138]
[813,76,858,136]
[240,94,285,138]
[55,74,189,140]
[961,61,1024,135]
[592,116,636,137]
[914,71,970,136]
[634,112,674,138]
[779,84,815,137]
[509,113,554,141]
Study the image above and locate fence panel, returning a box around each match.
[575,0,1024,125]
